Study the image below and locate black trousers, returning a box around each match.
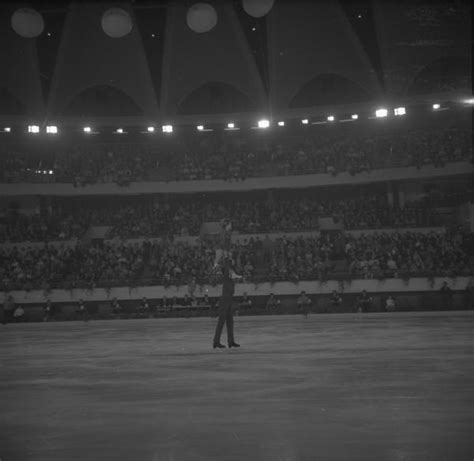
[358,301,370,312]
[213,297,235,345]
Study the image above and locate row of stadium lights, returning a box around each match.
[2,100,472,135]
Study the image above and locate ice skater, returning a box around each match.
[212,252,242,349]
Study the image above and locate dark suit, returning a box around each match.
[213,262,236,346]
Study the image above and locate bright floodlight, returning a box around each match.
[278,121,285,126]
[46,125,57,134]
[147,126,155,133]
[258,119,270,129]
[351,114,358,120]
[197,125,204,131]
[375,108,388,118]
[116,128,123,133]
[432,103,441,110]
[227,122,235,129]
[28,125,40,133]
[327,116,335,121]
[394,107,406,116]
[83,126,92,133]
[49,170,53,175]
[464,98,474,104]
[4,127,11,132]
[162,125,173,133]
[301,119,309,124]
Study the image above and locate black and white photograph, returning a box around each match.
[0,0,473,459]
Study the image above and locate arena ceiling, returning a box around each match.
[0,0,471,123]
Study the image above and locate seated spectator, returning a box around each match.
[239,292,253,311]
[13,304,25,322]
[188,277,197,297]
[43,299,55,322]
[199,294,215,308]
[2,295,16,324]
[76,299,88,321]
[386,257,398,277]
[155,296,167,313]
[356,290,372,313]
[242,261,255,280]
[163,296,174,311]
[330,290,343,308]
[385,295,396,312]
[138,297,150,316]
[266,293,281,311]
[182,294,192,307]
[297,291,312,316]
[111,298,122,315]
[440,281,453,309]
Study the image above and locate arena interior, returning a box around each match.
[0,1,473,460]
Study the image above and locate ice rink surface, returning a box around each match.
[1,311,473,461]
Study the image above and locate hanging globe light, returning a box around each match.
[101,8,133,38]
[242,0,274,18]
[11,8,45,38]
[186,3,218,34]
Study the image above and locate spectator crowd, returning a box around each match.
[0,192,437,243]
[1,228,472,292]
[1,119,471,292]
[0,125,471,184]
[0,212,87,242]
[344,230,473,279]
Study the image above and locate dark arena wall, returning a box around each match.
[3,290,473,324]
